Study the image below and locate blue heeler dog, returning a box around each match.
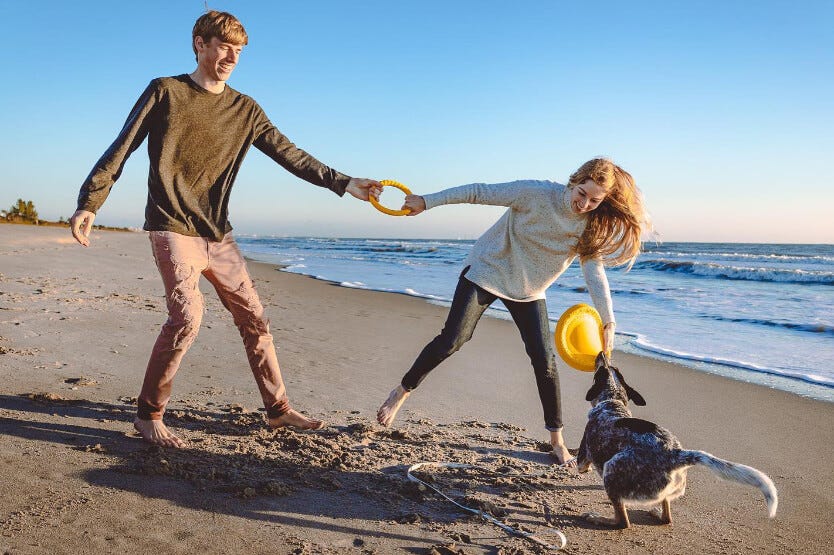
[577,352,778,528]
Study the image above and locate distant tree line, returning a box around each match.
[1,199,39,224]
[2,199,130,231]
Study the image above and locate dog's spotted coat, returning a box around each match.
[576,353,778,528]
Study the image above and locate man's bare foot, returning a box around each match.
[268,409,325,431]
[377,385,410,427]
[133,418,186,448]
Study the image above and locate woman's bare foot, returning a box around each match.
[133,418,186,448]
[268,409,325,431]
[549,428,577,467]
[549,443,577,467]
[377,385,410,427]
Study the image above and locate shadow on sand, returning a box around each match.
[0,393,643,552]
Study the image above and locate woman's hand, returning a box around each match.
[402,194,426,216]
[603,322,616,355]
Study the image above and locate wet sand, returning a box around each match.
[1,224,831,554]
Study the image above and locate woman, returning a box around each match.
[376,158,649,465]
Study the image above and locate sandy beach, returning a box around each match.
[1,224,832,554]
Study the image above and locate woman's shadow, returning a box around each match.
[0,392,603,549]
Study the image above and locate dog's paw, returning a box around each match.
[649,506,672,525]
[582,511,602,523]
[582,512,626,528]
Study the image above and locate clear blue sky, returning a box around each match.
[2,0,832,243]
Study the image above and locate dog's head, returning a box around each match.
[584,352,646,407]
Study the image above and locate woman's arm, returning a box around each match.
[581,257,616,353]
[420,180,556,211]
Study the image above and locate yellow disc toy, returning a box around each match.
[555,303,604,372]
[371,180,413,216]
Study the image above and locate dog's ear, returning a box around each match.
[585,382,604,402]
[628,389,647,406]
[585,367,607,401]
[614,368,647,406]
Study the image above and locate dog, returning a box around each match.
[576,352,778,528]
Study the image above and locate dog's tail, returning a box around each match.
[676,450,778,518]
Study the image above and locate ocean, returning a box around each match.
[236,237,834,402]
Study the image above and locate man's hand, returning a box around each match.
[402,194,427,216]
[345,178,382,201]
[70,209,96,247]
[603,322,616,355]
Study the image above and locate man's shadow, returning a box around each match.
[1,393,607,549]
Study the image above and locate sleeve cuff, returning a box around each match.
[334,174,352,197]
[422,193,443,210]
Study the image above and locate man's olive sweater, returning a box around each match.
[78,74,351,241]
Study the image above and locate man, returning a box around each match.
[70,10,381,447]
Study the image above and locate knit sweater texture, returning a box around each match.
[77,75,351,241]
[423,180,615,324]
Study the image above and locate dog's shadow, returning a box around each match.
[557,510,671,531]
[0,393,601,548]
[461,443,674,531]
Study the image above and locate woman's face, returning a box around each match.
[570,179,607,214]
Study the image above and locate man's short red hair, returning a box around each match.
[192,10,248,61]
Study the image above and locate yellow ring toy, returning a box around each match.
[371,179,413,216]
[555,303,604,372]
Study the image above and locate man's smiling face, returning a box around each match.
[195,36,243,82]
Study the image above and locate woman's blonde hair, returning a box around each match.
[192,10,249,62]
[569,158,650,268]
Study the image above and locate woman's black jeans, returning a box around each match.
[401,268,563,430]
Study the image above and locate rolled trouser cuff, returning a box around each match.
[265,398,291,419]
[137,397,164,420]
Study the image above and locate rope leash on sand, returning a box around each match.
[406,462,568,551]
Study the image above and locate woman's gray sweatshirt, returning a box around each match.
[423,179,614,325]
